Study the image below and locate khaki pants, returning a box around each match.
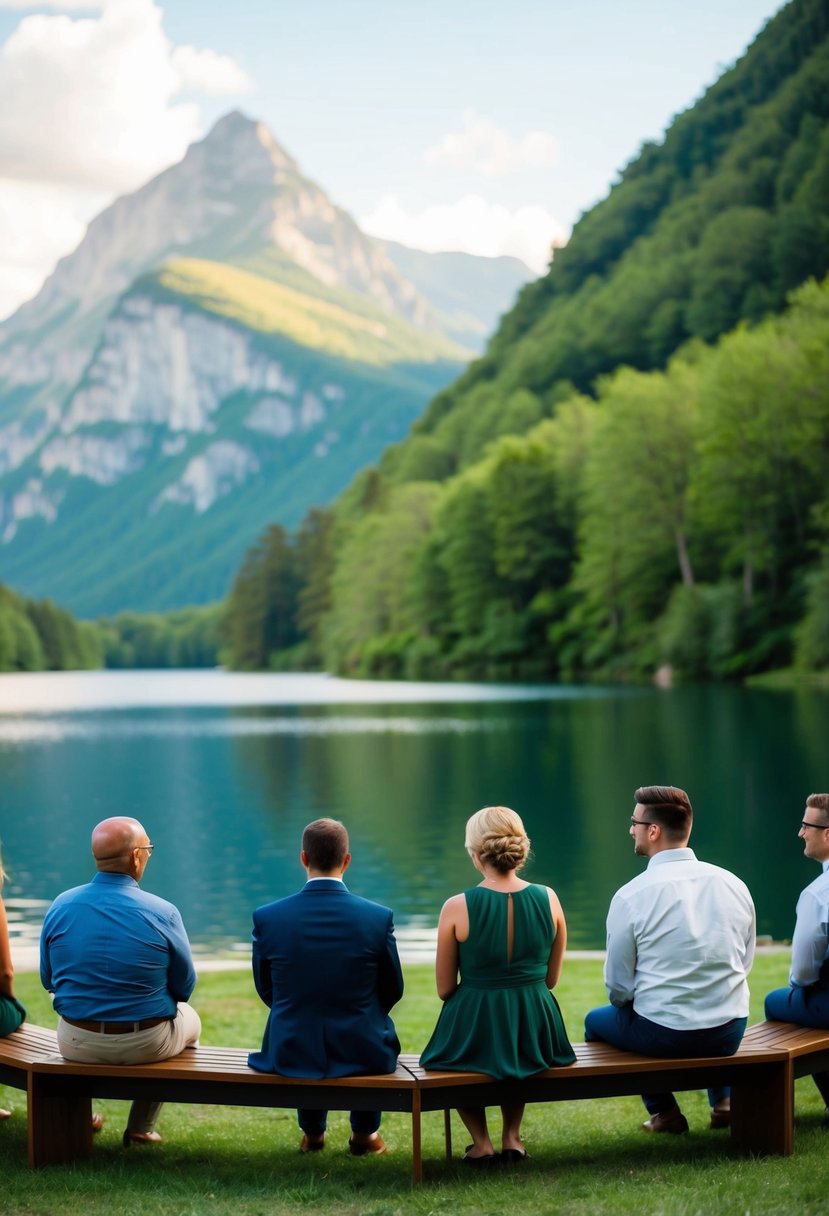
[57,1003,201,1133]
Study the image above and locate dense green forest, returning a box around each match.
[0,592,223,672]
[0,584,101,672]
[99,605,222,669]
[223,277,829,681]
[221,0,829,683]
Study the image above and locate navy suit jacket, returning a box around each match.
[247,879,404,1078]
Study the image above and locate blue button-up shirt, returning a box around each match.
[790,859,829,988]
[40,872,196,1021]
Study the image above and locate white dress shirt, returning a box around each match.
[604,847,756,1030]
[789,860,829,987]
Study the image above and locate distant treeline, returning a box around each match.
[222,277,829,682]
[0,590,223,673]
[98,605,223,669]
[0,584,101,671]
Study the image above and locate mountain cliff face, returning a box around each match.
[0,112,527,615]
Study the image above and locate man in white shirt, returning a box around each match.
[585,785,756,1134]
[764,792,829,1124]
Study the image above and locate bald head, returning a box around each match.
[92,817,148,875]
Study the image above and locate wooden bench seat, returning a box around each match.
[2,1021,829,1182]
[409,1021,829,1163]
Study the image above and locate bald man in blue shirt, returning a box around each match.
[40,816,201,1146]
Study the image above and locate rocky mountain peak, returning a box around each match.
[3,110,429,342]
[184,109,298,187]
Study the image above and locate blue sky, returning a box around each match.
[0,0,784,318]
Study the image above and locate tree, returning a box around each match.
[572,357,701,664]
[224,525,300,669]
[323,483,441,674]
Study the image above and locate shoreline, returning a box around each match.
[11,943,788,974]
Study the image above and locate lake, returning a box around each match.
[0,670,826,960]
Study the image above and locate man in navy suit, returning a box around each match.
[248,818,404,1154]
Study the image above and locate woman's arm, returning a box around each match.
[0,897,15,999]
[434,893,467,1000]
[545,887,567,989]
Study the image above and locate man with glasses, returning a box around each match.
[584,785,756,1134]
[764,792,829,1124]
[40,816,201,1146]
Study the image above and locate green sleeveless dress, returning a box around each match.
[0,993,25,1038]
[420,884,576,1079]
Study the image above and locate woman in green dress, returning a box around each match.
[1,846,27,1120]
[420,805,575,1164]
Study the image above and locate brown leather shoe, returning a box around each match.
[91,1113,105,1134]
[642,1108,689,1134]
[0,1108,11,1120]
[123,1130,163,1147]
[299,1133,325,1153]
[710,1103,731,1129]
[348,1133,387,1156]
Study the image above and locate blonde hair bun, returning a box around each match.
[465,805,530,874]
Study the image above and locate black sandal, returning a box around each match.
[461,1144,498,1167]
[500,1148,530,1162]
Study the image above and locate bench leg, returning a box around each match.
[731,1062,793,1156]
[444,1108,452,1161]
[27,1076,93,1167]
[411,1090,422,1184]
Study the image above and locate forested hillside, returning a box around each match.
[215,0,829,681]
[397,0,829,476]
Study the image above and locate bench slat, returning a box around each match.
[405,1037,789,1089]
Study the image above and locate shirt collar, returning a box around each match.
[91,871,139,886]
[304,876,346,884]
[647,847,696,869]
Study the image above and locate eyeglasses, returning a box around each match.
[135,844,155,854]
[630,818,657,828]
[800,821,827,832]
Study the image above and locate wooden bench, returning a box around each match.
[2,1022,829,1182]
[410,1021,829,1164]
[0,1026,425,1178]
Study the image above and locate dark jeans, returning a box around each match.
[765,984,829,1104]
[584,1003,747,1116]
[297,1108,381,1136]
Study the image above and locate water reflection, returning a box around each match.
[0,672,827,956]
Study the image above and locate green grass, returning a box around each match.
[2,954,826,1215]
[745,668,829,689]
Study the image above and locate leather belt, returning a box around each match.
[62,1016,172,1035]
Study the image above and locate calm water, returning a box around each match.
[0,670,826,958]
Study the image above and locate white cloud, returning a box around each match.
[0,179,100,318]
[424,110,559,176]
[0,0,252,192]
[360,193,568,275]
[0,0,253,319]
[171,44,254,97]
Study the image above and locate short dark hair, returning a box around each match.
[634,785,693,843]
[805,794,829,825]
[302,818,349,871]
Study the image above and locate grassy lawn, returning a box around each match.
[2,954,826,1216]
